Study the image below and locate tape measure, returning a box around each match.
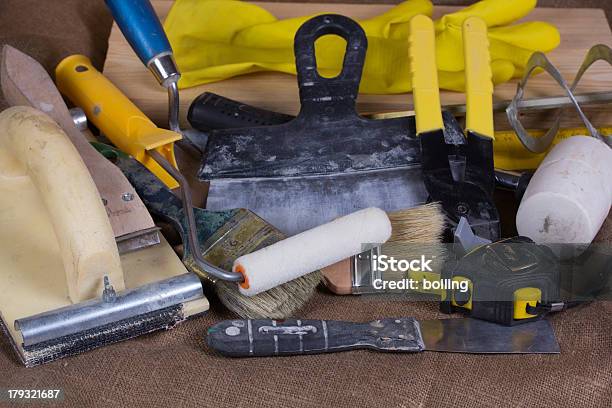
[440,236,561,326]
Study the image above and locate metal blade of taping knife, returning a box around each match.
[201,112,465,236]
[205,168,429,236]
[420,318,559,354]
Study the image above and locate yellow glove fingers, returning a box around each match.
[489,41,539,76]
[435,60,515,93]
[177,45,295,87]
[489,22,560,52]
[234,16,316,47]
[165,0,278,43]
[435,0,536,31]
[360,0,433,38]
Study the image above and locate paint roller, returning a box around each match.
[235,207,392,296]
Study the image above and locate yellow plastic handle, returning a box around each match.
[55,55,180,189]
[409,15,444,134]
[463,17,494,139]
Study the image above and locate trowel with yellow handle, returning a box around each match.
[0,106,208,367]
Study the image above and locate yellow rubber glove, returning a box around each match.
[434,0,561,91]
[164,0,560,94]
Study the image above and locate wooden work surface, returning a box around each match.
[104,1,612,129]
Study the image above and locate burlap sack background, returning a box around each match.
[0,1,610,407]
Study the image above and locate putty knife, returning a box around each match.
[207,318,560,357]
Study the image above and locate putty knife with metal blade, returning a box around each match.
[200,15,437,236]
[207,318,560,357]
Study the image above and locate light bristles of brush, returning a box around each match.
[383,203,448,284]
[387,202,446,244]
[214,271,321,319]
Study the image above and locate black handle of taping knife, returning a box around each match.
[494,170,534,201]
[189,15,367,131]
[188,92,294,131]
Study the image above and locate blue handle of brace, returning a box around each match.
[105,0,172,66]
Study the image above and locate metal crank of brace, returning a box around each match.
[507,44,612,153]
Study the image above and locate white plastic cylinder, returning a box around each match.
[516,136,612,244]
[234,207,392,296]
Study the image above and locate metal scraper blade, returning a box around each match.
[205,167,429,236]
[420,318,560,354]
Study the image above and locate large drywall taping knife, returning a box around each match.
[198,14,428,236]
[0,106,125,303]
[56,55,180,189]
[0,45,158,250]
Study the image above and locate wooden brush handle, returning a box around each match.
[207,318,424,357]
[0,107,125,303]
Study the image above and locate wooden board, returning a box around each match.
[104,1,612,130]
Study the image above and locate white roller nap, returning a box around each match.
[234,207,392,296]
